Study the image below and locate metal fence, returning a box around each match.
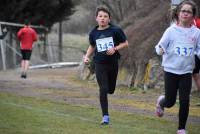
[0,21,84,70]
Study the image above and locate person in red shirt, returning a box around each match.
[17,21,37,78]
[193,17,200,91]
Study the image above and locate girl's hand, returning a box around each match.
[106,47,116,55]
[159,47,165,55]
[156,45,165,55]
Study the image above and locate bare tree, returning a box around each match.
[96,0,136,23]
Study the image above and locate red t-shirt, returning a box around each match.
[17,25,37,50]
[194,18,200,29]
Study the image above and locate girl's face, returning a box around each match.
[96,11,110,28]
[178,4,194,25]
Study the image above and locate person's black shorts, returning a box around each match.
[21,49,32,60]
[193,55,200,74]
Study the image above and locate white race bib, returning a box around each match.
[173,42,194,57]
[96,37,114,52]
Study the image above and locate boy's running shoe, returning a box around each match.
[21,72,27,79]
[156,95,164,117]
[101,115,109,125]
[177,129,186,134]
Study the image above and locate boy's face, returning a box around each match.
[96,11,110,28]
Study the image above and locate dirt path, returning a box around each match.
[0,67,199,124]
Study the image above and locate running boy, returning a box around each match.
[155,1,200,134]
[83,5,128,125]
[17,20,37,78]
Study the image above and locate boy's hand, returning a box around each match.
[83,55,90,64]
[106,47,116,55]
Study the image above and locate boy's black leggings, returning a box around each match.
[95,62,118,116]
[160,71,192,130]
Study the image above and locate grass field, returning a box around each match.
[0,92,199,134]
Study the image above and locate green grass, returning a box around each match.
[48,33,88,62]
[0,92,199,134]
[63,33,88,50]
[49,33,88,50]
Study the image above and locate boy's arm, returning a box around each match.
[17,29,22,40]
[83,45,95,64]
[32,29,38,42]
[114,40,128,51]
[33,31,38,41]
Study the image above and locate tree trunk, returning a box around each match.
[133,61,147,89]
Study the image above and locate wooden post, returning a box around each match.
[0,40,6,70]
[0,24,6,70]
[58,21,63,62]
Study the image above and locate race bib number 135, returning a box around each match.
[96,37,114,52]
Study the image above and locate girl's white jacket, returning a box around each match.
[155,23,200,74]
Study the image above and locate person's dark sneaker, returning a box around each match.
[108,90,114,94]
[23,73,27,79]
[21,72,27,79]
[101,115,109,125]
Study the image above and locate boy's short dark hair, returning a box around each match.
[95,5,111,17]
[24,19,31,25]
